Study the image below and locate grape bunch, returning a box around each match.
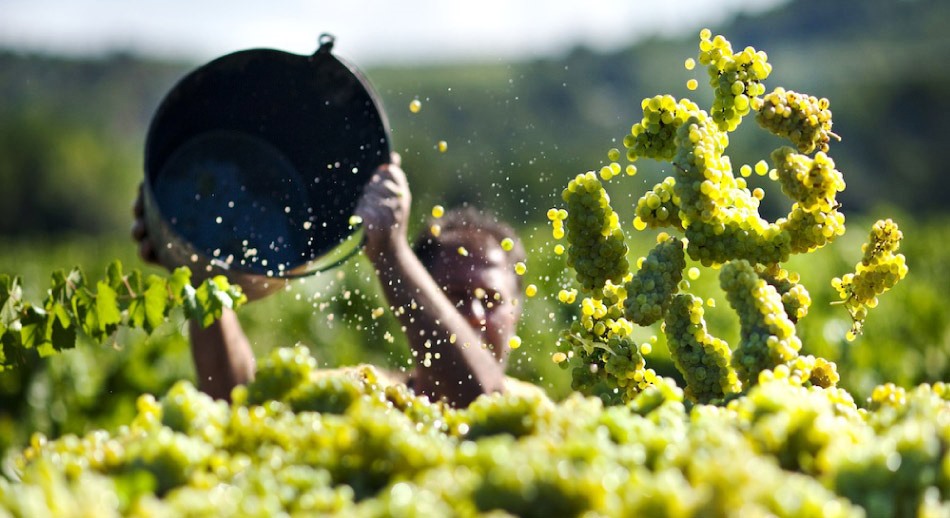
[561,172,629,293]
[698,28,772,131]
[633,176,683,231]
[624,95,701,161]
[557,282,651,405]
[246,344,319,405]
[664,294,740,402]
[623,233,686,326]
[771,146,845,213]
[781,354,840,389]
[670,113,733,226]
[544,29,907,408]
[672,114,793,266]
[684,217,791,267]
[755,263,812,323]
[781,204,847,255]
[756,87,836,154]
[720,260,801,386]
[832,219,909,339]
[560,324,650,405]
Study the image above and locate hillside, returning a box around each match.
[0,0,947,237]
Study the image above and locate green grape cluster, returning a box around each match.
[781,354,840,389]
[782,204,847,254]
[670,112,732,225]
[246,344,318,405]
[663,294,740,402]
[286,372,364,414]
[623,234,686,326]
[832,219,909,340]
[684,217,791,266]
[5,345,950,516]
[558,316,649,405]
[544,29,906,408]
[623,95,701,161]
[554,279,656,404]
[720,260,801,386]
[698,28,772,131]
[755,264,812,323]
[772,146,845,213]
[756,87,836,153]
[671,114,793,266]
[562,172,629,292]
[459,390,554,440]
[633,177,684,231]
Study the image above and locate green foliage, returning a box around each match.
[2,0,949,240]
[0,261,246,371]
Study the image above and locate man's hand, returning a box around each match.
[131,182,161,267]
[355,153,411,257]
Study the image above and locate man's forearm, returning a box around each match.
[189,307,255,401]
[367,242,505,406]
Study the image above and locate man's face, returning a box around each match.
[428,241,521,355]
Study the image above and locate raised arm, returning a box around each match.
[355,156,507,406]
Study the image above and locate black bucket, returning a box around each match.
[142,34,390,298]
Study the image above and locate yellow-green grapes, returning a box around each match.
[782,354,840,389]
[698,30,771,131]
[633,176,684,231]
[832,219,908,339]
[623,234,686,326]
[781,204,846,254]
[672,114,792,266]
[771,146,845,214]
[547,207,567,240]
[557,280,647,404]
[559,321,647,406]
[8,345,950,516]
[562,172,629,292]
[664,294,740,402]
[624,95,702,161]
[756,263,811,323]
[756,87,836,154]
[720,260,801,387]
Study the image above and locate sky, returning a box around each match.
[0,0,788,65]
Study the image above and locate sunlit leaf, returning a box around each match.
[144,276,168,331]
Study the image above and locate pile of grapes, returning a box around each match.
[2,346,948,516]
[2,31,944,517]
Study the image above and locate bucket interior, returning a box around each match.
[145,47,390,276]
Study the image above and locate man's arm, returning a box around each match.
[133,184,255,401]
[189,308,255,401]
[355,157,506,406]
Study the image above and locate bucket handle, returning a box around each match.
[315,33,335,57]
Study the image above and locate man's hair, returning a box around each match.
[413,206,526,275]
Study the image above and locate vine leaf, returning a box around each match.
[0,260,246,371]
[96,281,122,330]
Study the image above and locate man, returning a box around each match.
[133,154,525,407]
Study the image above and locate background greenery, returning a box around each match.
[1,0,948,465]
